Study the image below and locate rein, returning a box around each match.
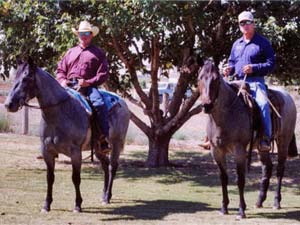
[24,95,70,110]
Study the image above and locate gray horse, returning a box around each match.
[197,59,297,219]
[5,59,130,212]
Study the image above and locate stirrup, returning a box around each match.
[100,139,111,155]
[259,139,271,152]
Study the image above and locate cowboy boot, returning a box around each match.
[199,136,211,150]
[259,136,271,152]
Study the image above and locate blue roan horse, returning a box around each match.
[198,59,298,219]
[5,59,130,212]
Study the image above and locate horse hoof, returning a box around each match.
[219,209,228,215]
[73,206,82,213]
[102,201,109,205]
[273,205,281,210]
[236,214,246,220]
[255,203,263,208]
[41,208,49,213]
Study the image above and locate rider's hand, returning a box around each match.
[78,79,89,87]
[242,64,253,74]
[60,79,69,87]
[223,66,232,77]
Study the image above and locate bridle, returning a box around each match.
[21,66,71,110]
[201,75,241,113]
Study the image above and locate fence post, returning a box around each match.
[22,106,29,135]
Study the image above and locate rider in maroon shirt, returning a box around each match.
[57,21,110,153]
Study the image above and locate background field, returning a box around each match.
[0,133,299,225]
[0,82,300,224]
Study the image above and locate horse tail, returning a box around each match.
[288,133,298,158]
[247,130,254,173]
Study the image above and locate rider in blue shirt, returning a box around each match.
[223,11,275,151]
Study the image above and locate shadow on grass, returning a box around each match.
[115,150,300,191]
[83,199,216,221]
[252,209,300,222]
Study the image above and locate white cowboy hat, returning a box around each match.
[72,21,99,37]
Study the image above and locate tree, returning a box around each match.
[1,0,300,167]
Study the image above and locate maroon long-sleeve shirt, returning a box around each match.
[56,44,109,86]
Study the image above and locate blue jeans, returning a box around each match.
[246,77,272,139]
[85,87,109,137]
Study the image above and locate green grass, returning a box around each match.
[0,133,299,225]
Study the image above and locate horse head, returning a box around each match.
[5,57,37,112]
[197,59,221,113]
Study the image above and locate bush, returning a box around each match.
[0,112,10,132]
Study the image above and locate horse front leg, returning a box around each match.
[212,149,229,215]
[41,153,55,213]
[274,155,286,209]
[256,151,273,208]
[235,147,247,219]
[71,149,82,212]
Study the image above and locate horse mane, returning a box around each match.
[35,66,68,94]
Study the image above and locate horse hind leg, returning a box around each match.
[71,149,83,212]
[41,153,55,213]
[274,140,288,210]
[104,139,123,204]
[274,157,286,209]
[95,151,110,204]
[256,151,273,208]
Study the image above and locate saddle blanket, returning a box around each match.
[66,88,120,114]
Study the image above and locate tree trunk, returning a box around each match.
[146,134,172,167]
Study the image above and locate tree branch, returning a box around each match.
[161,90,200,134]
[123,91,145,109]
[150,36,162,123]
[111,36,152,109]
[131,40,144,71]
[180,104,203,126]
[130,110,152,137]
[168,48,200,118]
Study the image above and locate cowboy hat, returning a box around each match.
[238,11,254,22]
[72,21,99,37]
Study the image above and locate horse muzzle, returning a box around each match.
[4,98,23,112]
[4,102,19,112]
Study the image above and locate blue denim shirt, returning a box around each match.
[228,33,275,80]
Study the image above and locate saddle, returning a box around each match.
[229,81,282,147]
[66,87,121,115]
[66,87,121,156]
